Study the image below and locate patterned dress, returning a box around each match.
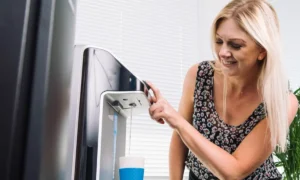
[185,61,282,180]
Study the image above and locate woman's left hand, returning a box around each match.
[146,81,182,129]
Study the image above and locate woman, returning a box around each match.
[147,0,299,179]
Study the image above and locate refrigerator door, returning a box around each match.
[0,0,77,179]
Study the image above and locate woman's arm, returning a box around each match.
[169,63,198,180]
[176,115,271,179]
[148,79,298,180]
[176,92,298,180]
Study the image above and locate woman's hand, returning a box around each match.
[146,81,182,129]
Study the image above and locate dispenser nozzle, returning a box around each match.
[129,103,136,108]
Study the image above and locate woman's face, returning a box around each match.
[215,18,266,77]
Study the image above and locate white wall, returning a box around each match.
[197,0,300,90]
[272,0,300,90]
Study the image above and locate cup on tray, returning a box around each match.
[119,156,145,180]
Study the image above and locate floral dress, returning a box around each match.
[185,61,282,180]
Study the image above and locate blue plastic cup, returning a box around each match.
[119,156,145,180]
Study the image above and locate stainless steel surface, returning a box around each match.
[24,0,78,180]
[96,91,149,180]
[106,91,150,118]
[96,95,126,180]
[71,45,150,180]
[66,45,85,180]
[40,0,77,179]
[84,47,150,146]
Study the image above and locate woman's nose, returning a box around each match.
[218,45,231,58]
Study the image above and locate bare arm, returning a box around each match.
[148,64,298,180]
[169,63,198,180]
[174,91,299,180]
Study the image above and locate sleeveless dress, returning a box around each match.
[185,61,282,180]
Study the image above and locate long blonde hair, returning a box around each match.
[211,0,289,152]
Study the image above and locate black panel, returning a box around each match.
[0,0,39,179]
[76,51,89,180]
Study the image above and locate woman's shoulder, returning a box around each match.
[188,60,215,73]
[192,60,216,78]
[183,60,215,88]
[198,60,215,68]
[185,60,214,79]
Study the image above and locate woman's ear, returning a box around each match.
[258,48,267,61]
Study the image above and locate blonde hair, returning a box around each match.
[211,0,289,152]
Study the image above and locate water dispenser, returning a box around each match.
[67,45,151,180]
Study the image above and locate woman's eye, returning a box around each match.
[216,40,223,44]
[230,43,242,49]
